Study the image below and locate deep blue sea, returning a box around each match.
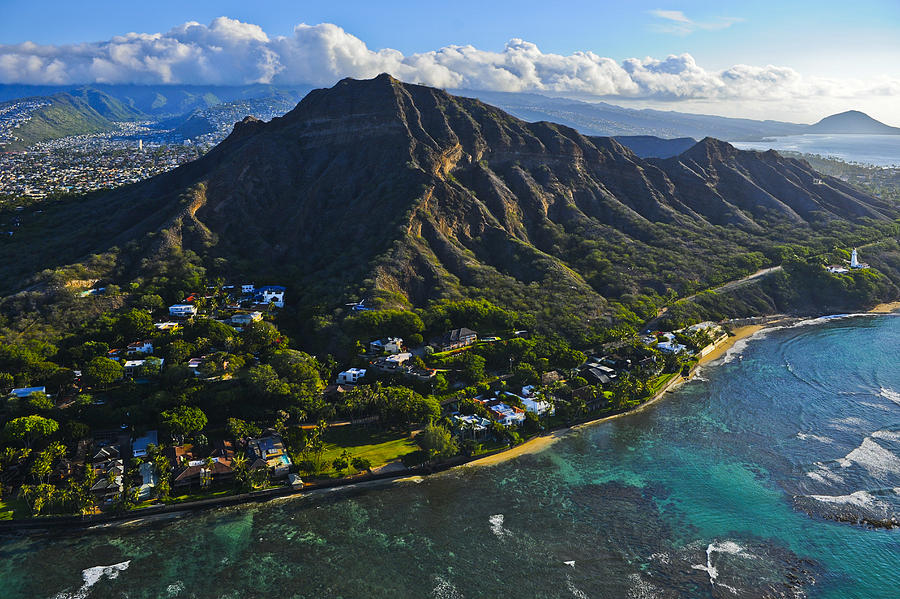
[1,314,898,598]
[731,134,900,167]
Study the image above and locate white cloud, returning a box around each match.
[0,17,897,121]
[648,9,743,35]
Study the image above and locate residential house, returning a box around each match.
[656,333,688,354]
[521,396,553,416]
[169,304,198,317]
[254,286,286,308]
[241,284,256,295]
[434,328,478,352]
[581,366,612,386]
[10,386,46,398]
[370,337,403,355]
[154,322,180,331]
[452,414,491,440]
[230,311,263,326]
[373,352,412,372]
[475,397,526,426]
[90,449,124,501]
[132,430,158,459]
[337,368,366,384]
[137,462,158,500]
[126,340,154,354]
[247,433,291,477]
[123,358,163,378]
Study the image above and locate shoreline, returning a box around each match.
[4,308,896,531]
[463,322,772,468]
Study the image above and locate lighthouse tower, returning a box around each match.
[850,248,859,268]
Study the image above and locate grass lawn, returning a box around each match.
[166,489,234,504]
[0,497,30,520]
[647,372,679,396]
[319,426,419,475]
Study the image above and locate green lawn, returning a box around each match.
[319,426,419,474]
[646,372,679,396]
[0,497,30,520]
[166,489,234,504]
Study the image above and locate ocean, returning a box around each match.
[730,134,900,167]
[2,314,898,598]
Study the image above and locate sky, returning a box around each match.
[1,0,899,123]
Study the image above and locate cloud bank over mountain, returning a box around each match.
[1,17,896,119]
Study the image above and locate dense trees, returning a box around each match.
[161,406,208,444]
[83,356,123,388]
[3,415,59,449]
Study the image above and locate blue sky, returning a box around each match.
[1,0,899,121]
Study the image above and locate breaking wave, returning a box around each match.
[52,561,130,599]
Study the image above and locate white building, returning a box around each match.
[374,353,412,372]
[255,286,285,308]
[241,284,255,294]
[169,304,197,317]
[126,340,154,354]
[337,368,367,384]
[850,248,869,269]
[370,337,403,354]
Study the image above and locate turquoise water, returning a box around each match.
[731,134,900,166]
[1,314,898,598]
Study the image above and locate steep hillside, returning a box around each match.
[2,75,898,334]
[3,91,133,148]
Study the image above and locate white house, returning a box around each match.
[521,396,553,416]
[255,286,285,308]
[241,284,256,295]
[169,304,197,317]
[126,340,154,354]
[370,337,403,354]
[123,358,163,378]
[374,353,412,372]
[337,368,367,384]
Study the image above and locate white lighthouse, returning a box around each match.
[850,248,868,269]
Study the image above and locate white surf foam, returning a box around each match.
[878,387,900,405]
[796,432,833,443]
[489,513,510,539]
[808,490,877,509]
[691,542,743,594]
[432,576,463,599]
[53,561,130,599]
[842,437,900,477]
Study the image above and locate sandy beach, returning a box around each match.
[461,323,771,469]
[868,301,900,314]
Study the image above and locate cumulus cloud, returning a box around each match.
[0,17,896,113]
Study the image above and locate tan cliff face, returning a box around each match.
[4,74,897,314]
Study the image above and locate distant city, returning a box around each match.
[0,94,297,198]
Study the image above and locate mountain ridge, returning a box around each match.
[2,75,898,336]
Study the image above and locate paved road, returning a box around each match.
[642,265,784,332]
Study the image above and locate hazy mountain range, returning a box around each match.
[1,83,898,151]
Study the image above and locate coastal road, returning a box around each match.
[642,265,784,332]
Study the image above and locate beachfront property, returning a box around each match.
[247,433,292,476]
[452,414,491,439]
